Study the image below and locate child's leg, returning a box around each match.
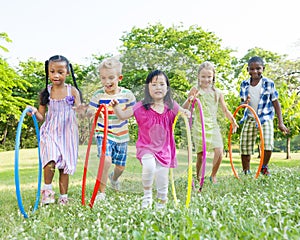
[112,165,125,181]
[41,161,55,204]
[210,148,223,183]
[99,156,112,192]
[240,119,257,172]
[141,154,155,191]
[262,119,274,166]
[44,161,55,184]
[196,152,203,182]
[241,155,251,171]
[141,154,156,208]
[58,169,69,195]
[155,164,169,204]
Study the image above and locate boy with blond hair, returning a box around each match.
[87,57,136,200]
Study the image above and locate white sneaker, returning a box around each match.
[58,196,68,205]
[141,196,152,209]
[156,202,166,210]
[95,192,106,202]
[41,189,55,205]
[109,172,120,191]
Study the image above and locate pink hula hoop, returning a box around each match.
[189,98,207,190]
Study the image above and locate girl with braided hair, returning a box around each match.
[183,61,238,186]
[27,55,82,205]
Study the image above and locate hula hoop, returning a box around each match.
[170,112,193,208]
[228,104,264,179]
[81,104,108,208]
[189,98,206,191]
[14,107,42,218]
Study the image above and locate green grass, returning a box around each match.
[0,146,299,239]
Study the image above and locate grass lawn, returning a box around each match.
[0,146,299,239]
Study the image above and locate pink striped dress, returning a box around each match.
[40,84,79,175]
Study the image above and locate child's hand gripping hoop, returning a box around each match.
[14,107,42,218]
[228,104,264,179]
[189,98,206,191]
[81,104,108,208]
[171,112,193,208]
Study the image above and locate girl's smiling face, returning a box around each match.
[48,61,69,86]
[198,68,213,89]
[148,74,168,102]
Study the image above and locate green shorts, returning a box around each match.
[240,118,273,155]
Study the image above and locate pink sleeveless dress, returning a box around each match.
[40,84,79,174]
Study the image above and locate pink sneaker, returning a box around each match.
[58,196,68,205]
[41,189,55,205]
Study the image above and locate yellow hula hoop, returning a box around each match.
[171,112,193,208]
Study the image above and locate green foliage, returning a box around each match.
[119,23,234,104]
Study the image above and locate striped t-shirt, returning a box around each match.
[88,87,136,143]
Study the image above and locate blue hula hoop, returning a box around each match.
[14,107,42,218]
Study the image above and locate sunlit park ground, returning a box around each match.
[0,146,299,239]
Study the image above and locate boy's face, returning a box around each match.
[99,68,122,95]
[247,62,264,81]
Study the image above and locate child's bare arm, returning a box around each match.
[273,100,289,134]
[110,99,134,120]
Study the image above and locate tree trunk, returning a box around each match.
[0,123,8,145]
[257,144,260,158]
[286,137,291,159]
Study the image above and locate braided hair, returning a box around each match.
[40,55,82,105]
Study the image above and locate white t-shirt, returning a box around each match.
[248,79,262,117]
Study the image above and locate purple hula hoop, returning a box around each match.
[189,98,207,190]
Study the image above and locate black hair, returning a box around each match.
[40,55,83,105]
[142,69,174,110]
[248,56,265,66]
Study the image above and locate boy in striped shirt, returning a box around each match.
[87,57,136,200]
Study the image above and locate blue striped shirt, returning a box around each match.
[240,77,278,125]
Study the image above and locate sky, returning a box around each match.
[1,0,299,66]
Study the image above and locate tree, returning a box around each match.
[117,23,235,143]
[0,33,33,149]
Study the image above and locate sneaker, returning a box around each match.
[95,192,106,202]
[261,166,271,176]
[109,172,120,191]
[41,189,55,205]
[156,202,166,210]
[243,170,252,175]
[141,196,152,209]
[58,196,68,205]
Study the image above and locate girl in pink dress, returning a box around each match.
[27,55,82,205]
[111,70,190,209]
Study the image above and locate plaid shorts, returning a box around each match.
[240,118,273,155]
[96,136,128,166]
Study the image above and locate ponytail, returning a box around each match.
[40,60,50,105]
[69,63,83,103]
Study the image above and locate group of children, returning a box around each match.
[27,55,289,209]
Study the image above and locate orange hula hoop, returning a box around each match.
[81,104,108,208]
[228,104,264,179]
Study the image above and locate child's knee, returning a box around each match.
[46,161,55,173]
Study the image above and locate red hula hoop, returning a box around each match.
[189,98,207,190]
[228,104,264,179]
[82,104,108,207]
